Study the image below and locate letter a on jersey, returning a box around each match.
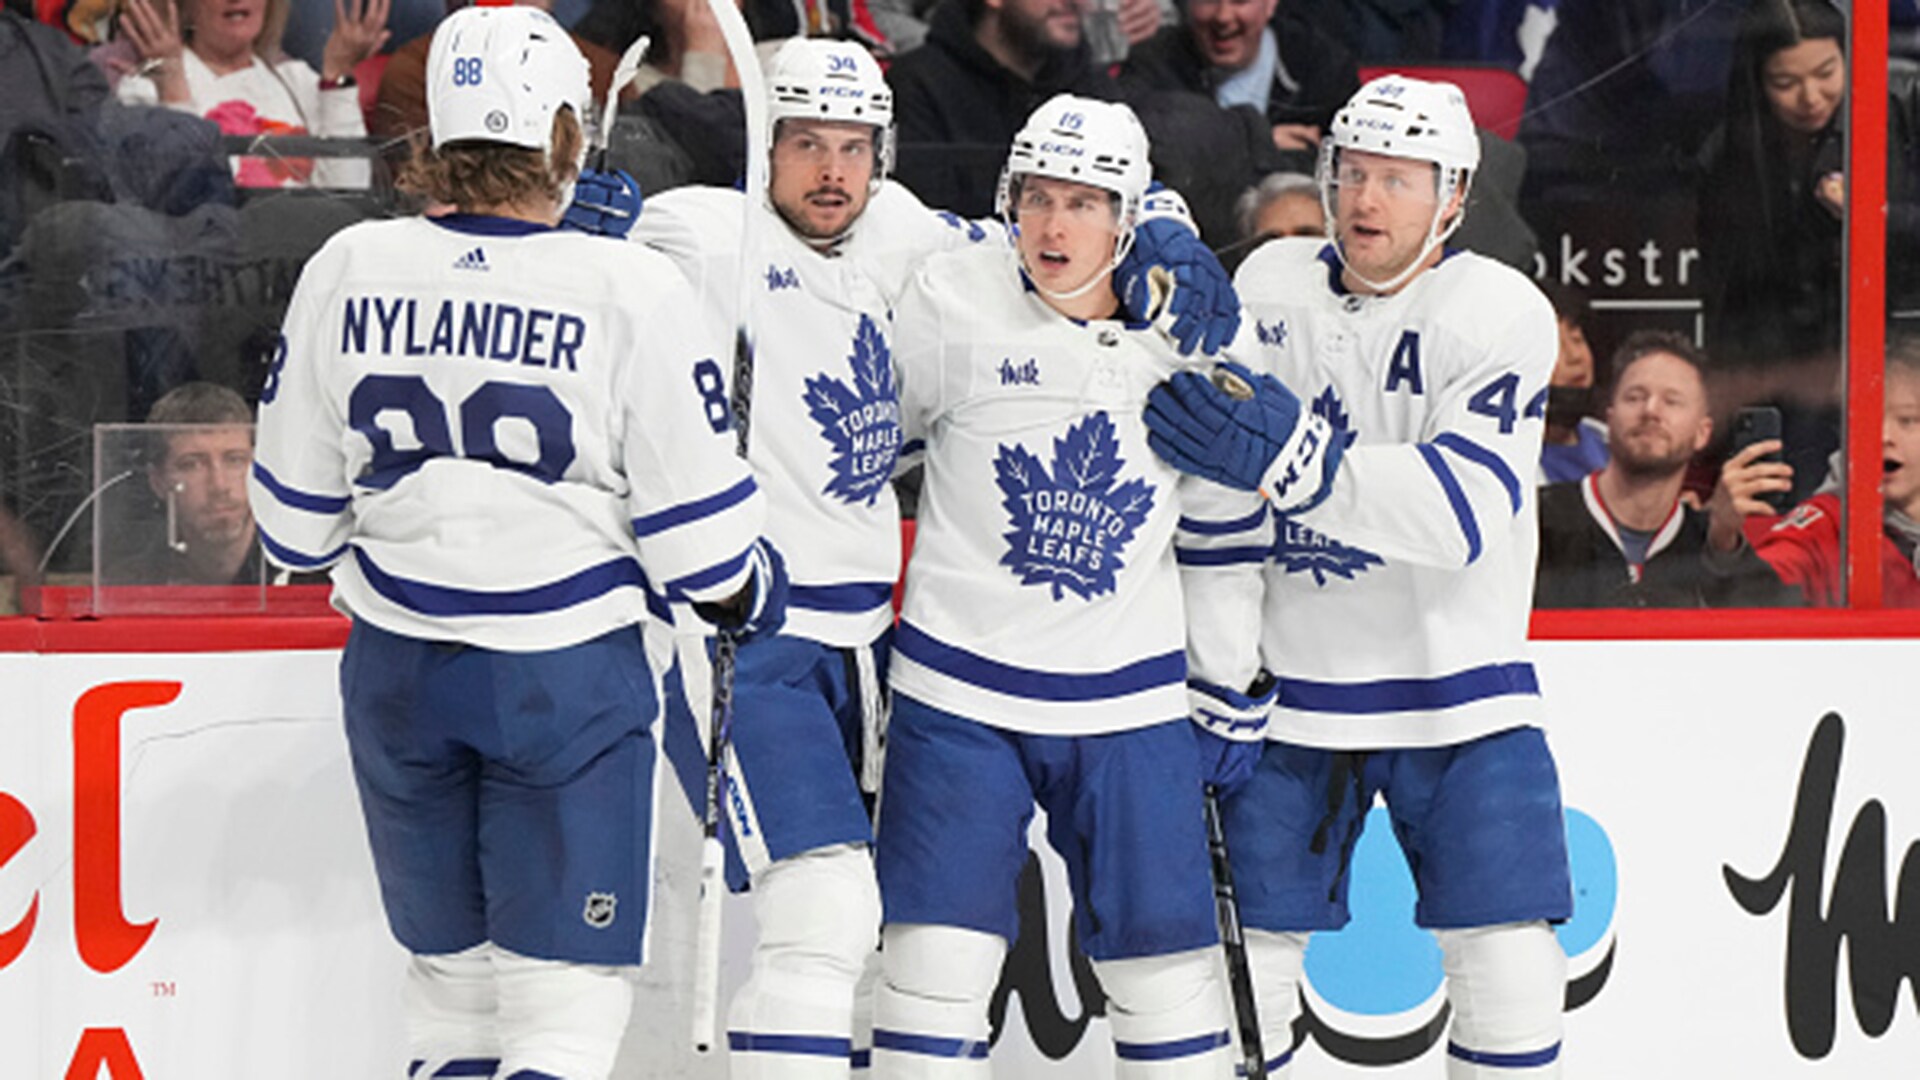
[1384,330,1424,395]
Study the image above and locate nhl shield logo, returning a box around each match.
[583,892,618,929]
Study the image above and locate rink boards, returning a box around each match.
[0,638,1916,1078]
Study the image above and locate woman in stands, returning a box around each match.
[112,0,388,188]
[1695,0,1920,503]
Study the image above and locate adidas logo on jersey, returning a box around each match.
[1256,319,1288,347]
[453,247,489,271]
[765,265,799,291]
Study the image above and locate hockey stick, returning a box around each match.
[1205,784,1268,1079]
[692,628,737,1055]
[690,0,769,1055]
[593,33,651,171]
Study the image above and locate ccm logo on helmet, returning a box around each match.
[818,86,867,98]
[1038,142,1086,157]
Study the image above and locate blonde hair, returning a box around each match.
[397,107,585,211]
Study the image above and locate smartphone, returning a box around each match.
[1731,405,1788,512]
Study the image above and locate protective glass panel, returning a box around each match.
[91,421,266,615]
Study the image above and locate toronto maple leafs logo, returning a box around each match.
[804,314,902,505]
[1273,386,1381,584]
[994,412,1155,601]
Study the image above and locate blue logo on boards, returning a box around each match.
[1305,807,1617,1017]
[1274,387,1378,583]
[804,314,901,506]
[994,412,1154,601]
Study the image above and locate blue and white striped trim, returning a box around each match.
[1277,662,1539,715]
[631,476,758,538]
[872,1029,991,1060]
[1175,545,1270,567]
[729,1032,854,1058]
[790,581,895,613]
[1432,433,1523,515]
[896,623,1184,703]
[354,549,642,617]
[662,545,752,600]
[1178,506,1268,536]
[407,1059,500,1078]
[1416,443,1482,564]
[1447,1040,1561,1068]
[257,526,347,570]
[251,462,351,514]
[1115,1029,1231,1061]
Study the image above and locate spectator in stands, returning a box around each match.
[1538,281,1610,485]
[888,0,1122,218]
[1234,169,1319,241]
[0,5,113,254]
[1697,0,1849,370]
[1120,0,1356,163]
[112,0,388,188]
[104,381,262,586]
[1214,168,1317,269]
[1535,330,1801,607]
[1751,333,1920,606]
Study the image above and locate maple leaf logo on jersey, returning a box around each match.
[994,412,1156,601]
[1273,386,1381,584]
[804,313,902,505]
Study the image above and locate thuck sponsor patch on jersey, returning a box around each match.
[804,313,901,505]
[995,412,1155,601]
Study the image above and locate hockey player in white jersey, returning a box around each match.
[1145,75,1572,1078]
[869,95,1233,1079]
[247,8,785,1079]
[621,38,1244,1080]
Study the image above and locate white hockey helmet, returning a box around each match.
[426,4,591,154]
[1318,74,1480,291]
[996,95,1153,279]
[765,38,895,191]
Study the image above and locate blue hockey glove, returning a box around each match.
[695,538,789,642]
[561,167,641,239]
[1145,361,1344,511]
[1189,674,1275,792]
[1116,187,1241,356]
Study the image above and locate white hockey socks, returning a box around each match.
[729,844,882,1079]
[870,924,1007,1080]
[1244,929,1309,1076]
[492,948,635,1080]
[1436,922,1566,1078]
[1093,948,1232,1079]
[406,943,500,1079]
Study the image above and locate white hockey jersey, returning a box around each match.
[251,214,767,652]
[891,246,1197,736]
[1180,240,1557,749]
[631,181,991,646]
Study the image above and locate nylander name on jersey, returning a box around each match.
[340,295,587,372]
